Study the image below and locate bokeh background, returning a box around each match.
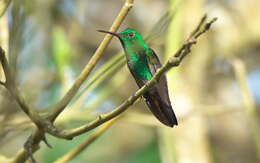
[0,0,260,163]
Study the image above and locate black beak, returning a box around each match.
[97,30,120,37]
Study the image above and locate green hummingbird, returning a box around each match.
[98,28,178,127]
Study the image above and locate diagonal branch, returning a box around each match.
[43,16,218,140]
[8,11,216,163]
[48,0,135,121]
[0,47,44,128]
[10,1,135,162]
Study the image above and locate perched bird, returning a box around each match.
[98,28,178,127]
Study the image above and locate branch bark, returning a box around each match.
[0,47,43,128]
[9,0,135,162]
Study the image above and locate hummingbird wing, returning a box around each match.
[126,50,178,127]
[145,49,178,127]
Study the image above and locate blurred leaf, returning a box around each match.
[52,26,72,76]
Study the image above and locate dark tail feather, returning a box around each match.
[144,93,178,127]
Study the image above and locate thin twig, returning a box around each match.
[7,12,216,163]
[189,14,207,39]
[41,16,217,140]
[0,47,44,128]
[1,47,54,162]
[194,17,217,39]
[10,1,135,162]
[48,0,135,121]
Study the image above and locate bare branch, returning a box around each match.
[189,14,207,39]
[48,0,135,121]
[43,16,218,140]
[10,0,135,162]
[11,131,44,163]
[1,47,54,162]
[0,47,44,128]
[7,6,216,162]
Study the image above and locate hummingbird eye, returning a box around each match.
[128,33,135,38]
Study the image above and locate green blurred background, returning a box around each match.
[0,0,260,163]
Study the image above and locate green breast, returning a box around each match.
[130,53,153,80]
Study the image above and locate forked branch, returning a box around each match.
[40,15,218,140]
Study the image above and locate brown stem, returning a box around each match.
[48,0,135,121]
[41,16,217,140]
[10,0,135,162]
[0,47,43,128]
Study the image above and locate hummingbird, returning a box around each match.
[98,28,178,127]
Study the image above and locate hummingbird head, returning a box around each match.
[98,28,145,47]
